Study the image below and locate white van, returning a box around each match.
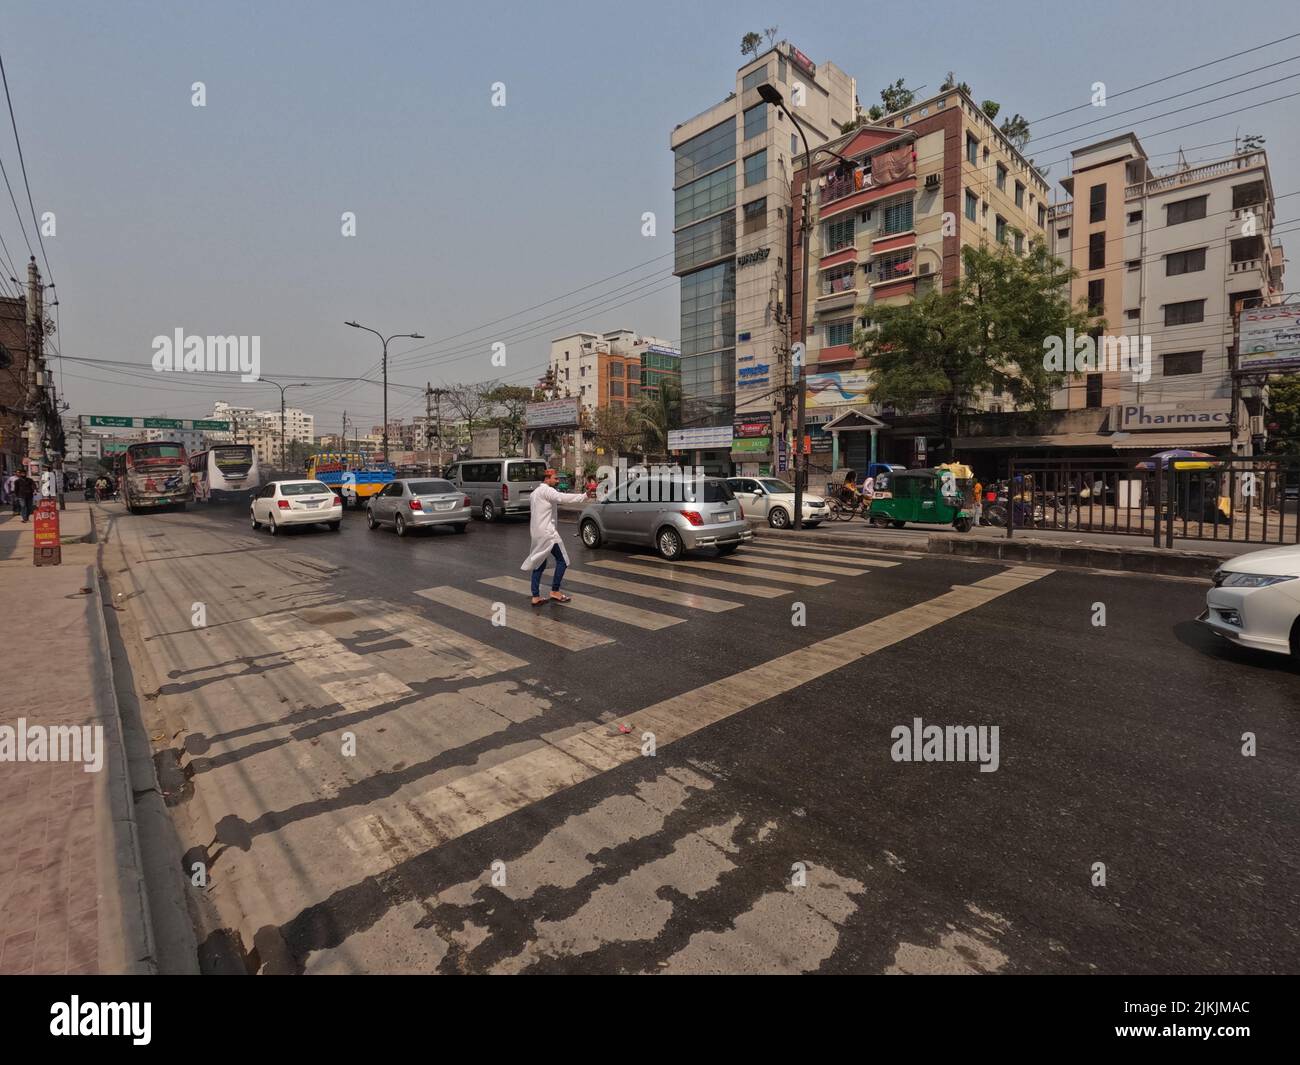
[447,458,547,522]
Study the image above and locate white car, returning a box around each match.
[726,476,828,529]
[250,480,343,535]
[1200,543,1300,657]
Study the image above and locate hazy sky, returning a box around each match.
[4,0,1298,434]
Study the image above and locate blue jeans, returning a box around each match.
[18,496,33,520]
[531,544,567,597]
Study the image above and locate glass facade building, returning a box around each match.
[674,118,737,429]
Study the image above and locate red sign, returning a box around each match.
[789,47,815,76]
[33,499,62,566]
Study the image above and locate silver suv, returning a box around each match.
[577,475,752,560]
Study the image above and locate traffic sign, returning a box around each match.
[89,415,133,428]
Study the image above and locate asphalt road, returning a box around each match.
[97,498,1300,974]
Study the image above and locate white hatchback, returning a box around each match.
[251,480,343,535]
[1200,543,1300,657]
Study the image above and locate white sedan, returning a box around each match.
[726,476,828,529]
[251,480,343,535]
[1200,543,1300,657]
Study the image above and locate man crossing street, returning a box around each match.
[520,468,589,606]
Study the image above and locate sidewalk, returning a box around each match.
[750,517,1264,578]
[0,512,154,974]
[0,498,96,561]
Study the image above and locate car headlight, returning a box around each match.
[1221,572,1298,588]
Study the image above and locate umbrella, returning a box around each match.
[1134,449,1219,471]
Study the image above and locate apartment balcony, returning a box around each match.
[1048,202,1072,222]
[1229,258,1267,286]
[1126,151,1266,198]
[816,273,859,312]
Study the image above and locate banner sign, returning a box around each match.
[668,426,733,450]
[526,398,581,429]
[1238,306,1300,372]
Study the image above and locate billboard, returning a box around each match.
[805,370,874,409]
[1238,306,1300,372]
[526,398,581,429]
[668,426,733,450]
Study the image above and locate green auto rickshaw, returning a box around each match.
[869,466,975,532]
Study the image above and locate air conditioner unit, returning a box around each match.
[924,173,941,190]
[918,262,932,275]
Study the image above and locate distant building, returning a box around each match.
[1047,135,1283,455]
[548,329,676,415]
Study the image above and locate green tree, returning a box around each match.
[879,78,915,114]
[740,32,762,59]
[591,403,638,460]
[1266,375,1300,453]
[631,378,682,459]
[1000,113,1031,151]
[484,384,533,455]
[858,241,1101,441]
[981,100,1000,120]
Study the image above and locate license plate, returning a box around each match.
[435,501,455,511]
[303,500,321,508]
[713,511,734,523]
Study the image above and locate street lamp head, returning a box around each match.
[409,333,425,340]
[757,84,784,107]
[345,321,360,328]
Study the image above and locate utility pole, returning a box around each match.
[424,382,447,474]
[25,258,43,469]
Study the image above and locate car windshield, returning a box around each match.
[508,461,547,482]
[408,480,455,495]
[131,444,183,460]
[760,479,794,494]
[282,482,331,496]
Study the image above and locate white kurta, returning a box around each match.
[521,483,590,572]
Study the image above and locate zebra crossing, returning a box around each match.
[411,541,903,655]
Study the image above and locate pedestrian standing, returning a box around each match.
[13,470,36,521]
[521,468,590,606]
[972,479,983,527]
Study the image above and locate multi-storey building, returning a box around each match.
[548,329,676,415]
[1048,135,1283,454]
[0,295,29,478]
[671,41,857,474]
[792,87,1051,472]
[207,401,315,465]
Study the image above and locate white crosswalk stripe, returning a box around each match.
[745,543,901,568]
[589,560,791,597]
[629,554,832,587]
[559,569,741,612]
[415,586,613,650]
[479,576,684,630]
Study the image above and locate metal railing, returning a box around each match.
[1002,456,1300,548]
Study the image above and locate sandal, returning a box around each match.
[531,596,546,606]
[550,592,572,603]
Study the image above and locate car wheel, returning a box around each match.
[267,514,279,535]
[250,511,259,529]
[580,518,602,549]
[453,523,467,534]
[329,521,341,532]
[366,508,377,530]
[394,513,407,537]
[656,526,684,561]
[768,507,790,529]
[890,520,906,529]
[717,543,740,555]
[481,499,496,523]
[953,517,972,533]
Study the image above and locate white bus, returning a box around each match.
[190,444,261,502]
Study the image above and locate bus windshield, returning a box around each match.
[129,444,184,460]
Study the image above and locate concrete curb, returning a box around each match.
[86,562,158,974]
[754,527,1227,579]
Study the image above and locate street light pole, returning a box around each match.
[262,379,311,474]
[759,84,856,529]
[345,322,425,462]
